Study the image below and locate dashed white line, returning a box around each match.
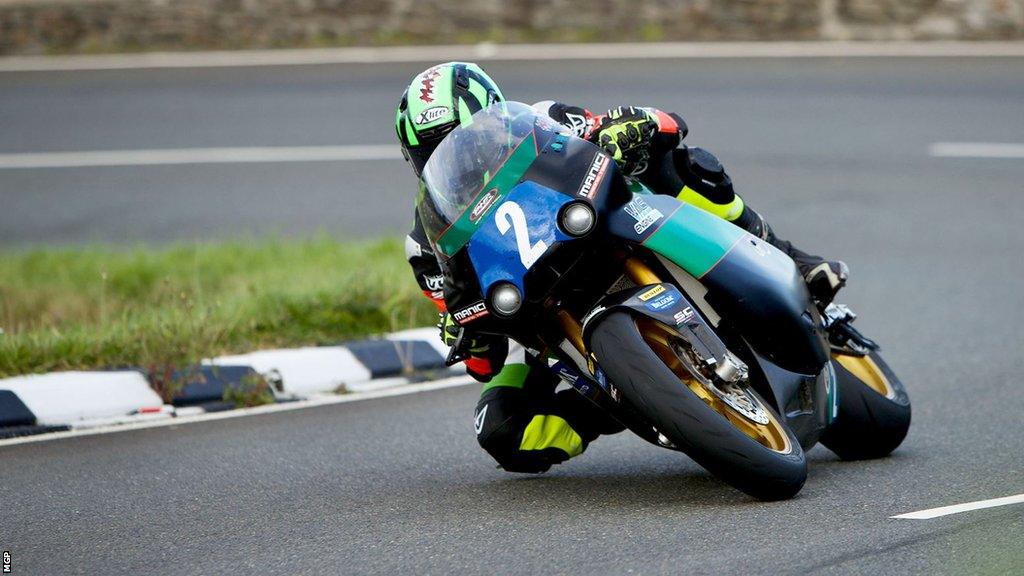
[0,375,474,448]
[0,145,401,169]
[929,142,1024,158]
[891,493,1024,520]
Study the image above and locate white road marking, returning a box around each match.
[929,142,1024,158]
[0,145,401,169]
[2,41,1024,72]
[0,375,474,448]
[891,494,1024,520]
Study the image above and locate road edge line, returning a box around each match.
[3,41,1024,72]
[0,329,466,442]
[0,374,475,448]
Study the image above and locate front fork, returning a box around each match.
[556,256,660,358]
[549,257,679,449]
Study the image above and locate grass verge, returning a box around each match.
[0,236,437,383]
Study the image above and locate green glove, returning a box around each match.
[438,312,492,355]
[593,106,658,176]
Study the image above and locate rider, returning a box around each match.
[396,61,849,474]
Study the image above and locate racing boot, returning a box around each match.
[738,208,849,307]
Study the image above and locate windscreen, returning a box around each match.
[418,101,560,249]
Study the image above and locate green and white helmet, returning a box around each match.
[395,61,505,176]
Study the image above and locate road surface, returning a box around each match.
[1,56,1023,574]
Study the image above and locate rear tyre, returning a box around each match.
[820,351,911,460]
[590,312,807,501]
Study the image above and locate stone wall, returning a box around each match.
[1,0,1022,56]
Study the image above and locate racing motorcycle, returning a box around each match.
[418,102,911,500]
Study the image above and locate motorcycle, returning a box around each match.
[417,102,911,500]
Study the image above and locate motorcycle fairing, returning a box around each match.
[434,131,540,258]
[581,283,720,361]
[744,347,837,448]
[607,192,829,375]
[466,181,574,296]
[699,239,829,375]
[636,195,747,276]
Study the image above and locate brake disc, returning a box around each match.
[715,382,770,425]
[673,341,770,425]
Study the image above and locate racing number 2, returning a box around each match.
[496,201,548,269]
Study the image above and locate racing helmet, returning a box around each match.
[395,62,505,177]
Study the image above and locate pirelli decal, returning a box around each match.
[577,153,611,199]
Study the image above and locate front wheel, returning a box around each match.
[820,350,911,460]
[590,312,807,501]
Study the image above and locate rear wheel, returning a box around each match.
[820,351,911,460]
[590,312,807,501]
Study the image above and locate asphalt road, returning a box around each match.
[2,58,1024,244]
[1,58,1023,574]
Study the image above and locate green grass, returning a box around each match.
[0,236,437,381]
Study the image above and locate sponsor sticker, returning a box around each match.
[453,301,489,323]
[424,274,444,291]
[577,153,611,199]
[469,189,500,223]
[557,367,580,384]
[415,105,451,125]
[645,292,679,311]
[474,404,488,435]
[638,285,666,302]
[674,306,695,325]
[623,197,664,234]
[564,112,592,137]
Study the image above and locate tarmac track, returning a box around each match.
[1,56,1023,574]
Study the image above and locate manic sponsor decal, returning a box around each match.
[637,285,666,302]
[419,67,442,103]
[453,301,489,323]
[469,188,500,223]
[577,153,611,199]
[624,196,664,234]
[415,105,451,125]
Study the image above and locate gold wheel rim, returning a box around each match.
[833,353,894,399]
[637,318,792,454]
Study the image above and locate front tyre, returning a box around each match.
[590,312,807,501]
[820,351,911,460]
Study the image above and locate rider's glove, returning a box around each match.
[438,312,493,356]
[438,312,508,382]
[592,106,659,176]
